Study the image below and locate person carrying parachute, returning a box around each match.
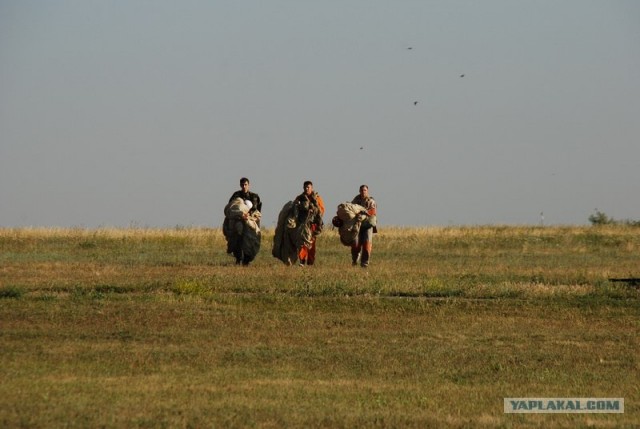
[223,177,262,266]
[332,184,377,268]
[272,180,325,266]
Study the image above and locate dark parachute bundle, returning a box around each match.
[223,197,261,262]
[334,202,368,246]
[272,201,298,265]
[272,199,322,265]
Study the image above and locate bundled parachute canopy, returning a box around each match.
[335,202,367,246]
[272,199,322,265]
[272,201,300,265]
[223,197,262,261]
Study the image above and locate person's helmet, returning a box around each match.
[332,216,343,227]
[244,200,253,210]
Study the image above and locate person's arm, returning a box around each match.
[254,194,262,212]
[366,199,377,217]
[316,194,325,216]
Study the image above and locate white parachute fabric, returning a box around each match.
[335,202,367,246]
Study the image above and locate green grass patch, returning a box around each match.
[0,286,24,299]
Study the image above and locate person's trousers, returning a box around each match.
[299,239,317,265]
[351,226,373,266]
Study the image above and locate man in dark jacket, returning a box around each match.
[224,177,262,265]
[229,177,262,215]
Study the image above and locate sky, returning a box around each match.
[1,1,639,228]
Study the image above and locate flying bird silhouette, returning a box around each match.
[460,74,465,78]
[413,101,418,106]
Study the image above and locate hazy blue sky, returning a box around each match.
[1,1,639,228]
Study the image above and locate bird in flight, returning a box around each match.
[460,74,465,78]
[414,101,418,106]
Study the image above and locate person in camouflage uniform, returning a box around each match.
[293,181,325,266]
[350,184,377,268]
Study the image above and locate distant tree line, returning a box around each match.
[588,210,640,227]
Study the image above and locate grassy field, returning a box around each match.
[0,226,638,428]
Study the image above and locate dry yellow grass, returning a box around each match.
[1,226,638,428]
